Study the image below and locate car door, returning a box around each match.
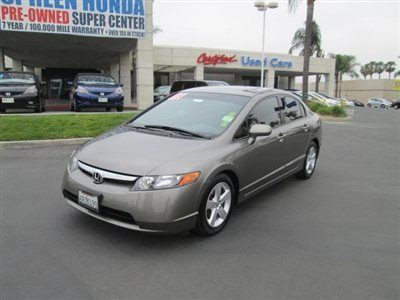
[232,96,287,196]
[277,95,311,169]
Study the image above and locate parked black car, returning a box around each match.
[351,99,365,107]
[391,100,400,109]
[0,71,45,113]
[170,80,228,94]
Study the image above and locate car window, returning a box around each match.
[247,96,281,129]
[170,82,184,93]
[280,96,304,122]
[234,120,249,140]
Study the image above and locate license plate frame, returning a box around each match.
[98,97,108,103]
[78,190,101,213]
[2,97,14,103]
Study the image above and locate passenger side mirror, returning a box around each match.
[248,124,272,144]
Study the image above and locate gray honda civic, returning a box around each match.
[62,86,322,236]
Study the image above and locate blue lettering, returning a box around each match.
[241,56,250,66]
[2,0,14,4]
[109,0,120,13]
[54,0,63,9]
[96,0,107,13]
[122,0,133,14]
[270,58,279,67]
[83,0,94,11]
[287,62,293,68]
[65,0,76,9]
[44,0,52,8]
[134,0,144,15]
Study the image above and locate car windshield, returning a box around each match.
[131,92,250,137]
[0,72,35,85]
[77,75,116,85]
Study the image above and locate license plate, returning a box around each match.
[98,97,108,103]
[78,191,99,213]
[2,97,14,103]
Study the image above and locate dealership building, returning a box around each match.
[0,0,336,109]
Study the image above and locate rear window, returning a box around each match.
[170,81,207,93]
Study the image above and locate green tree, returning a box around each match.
[369,61,377,79]
[289,20,321,56]
[395,70,400,78]
[360,65,369,79]
[375,62,385,79]
[330,54,359,97]
[384,61,396,79]
[288,0,316,103]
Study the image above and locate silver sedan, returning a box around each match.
[62,86,322,236]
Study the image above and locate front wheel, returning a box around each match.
[296,142,319,179]
[194,174,235,236]
[367,103,371,108]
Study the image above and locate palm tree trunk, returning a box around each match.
[339,73,343,98]
[315,74,321,92]
[301,0,315,104]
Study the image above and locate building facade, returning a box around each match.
[1,0,337,110]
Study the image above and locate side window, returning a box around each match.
[281,96,303,122]
[247,97,282,129]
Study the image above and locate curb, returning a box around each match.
[0,137,92,149]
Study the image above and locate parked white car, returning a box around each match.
[367,98,391,109]
[309,92,341,107]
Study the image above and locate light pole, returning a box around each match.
[254,1,278,88]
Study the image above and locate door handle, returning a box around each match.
[302,124,310,132]
[277,133,286,142]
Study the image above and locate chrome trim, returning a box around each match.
[240,154,305,192]
[78,161,138,182]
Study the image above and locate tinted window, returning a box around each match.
[77,75,116,85]
[234,120,249,139]
[132,92,250,137]
[0,72,35,85]
[248,97,281,128]
[281,97,303,122]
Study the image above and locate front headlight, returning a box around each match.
[114,87,123,95]
[23,85,38,96]
[76,86,89,94]
[132,171,200,191]
[68,150,79,173]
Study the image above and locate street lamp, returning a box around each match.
[254,1,278,88]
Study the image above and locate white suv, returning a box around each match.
[367,98,391,109]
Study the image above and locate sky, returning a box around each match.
[153,0,400,79]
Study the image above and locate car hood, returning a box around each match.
[76,126,213,176]
[79,84,118,93]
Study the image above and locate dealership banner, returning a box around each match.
[0,0,146,38]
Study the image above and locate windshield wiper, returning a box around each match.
[144,125,210,139]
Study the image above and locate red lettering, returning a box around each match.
[197,53,237,66]
[27,8,69,24]
[1,6,24,21]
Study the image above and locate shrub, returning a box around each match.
[307,101,347,118]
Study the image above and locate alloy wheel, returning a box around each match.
[306,146,317,175]
[205,182,232,228]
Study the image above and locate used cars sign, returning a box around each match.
[0,0,146,38]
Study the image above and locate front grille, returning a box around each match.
[0,91,24,97]
[63,189,136,225]
[91,91,113,96]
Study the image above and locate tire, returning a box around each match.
[105,107,111,112]
[0,108,5,113]
[193,174,235,236]
[380,104,385,109]
[367,104,371,108]
[296,142,319,180]
[117,106,123,112]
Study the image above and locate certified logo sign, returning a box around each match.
[93,171,104,184]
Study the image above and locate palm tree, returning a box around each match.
[288,0,316,104]
[330,54,359,97]
[369,61,377,79]
[395,70,400,78]
[289,20,321,56]
[360,65,369,79]
[375,62,385,79]
[384,61,396,79]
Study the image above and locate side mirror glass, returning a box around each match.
[248,124,272,144]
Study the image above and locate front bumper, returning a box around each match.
[75,93,124,108]
[61,167,201,233]
[0,96,39,109]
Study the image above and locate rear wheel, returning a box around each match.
[194,174,235,236]
[296,142,318,180]
[367,103,371,108]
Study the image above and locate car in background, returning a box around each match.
[309,92,341,106]
[170,80,228,94]
[290,90,320,103]
[62,86,322,235]
[154,85,171,102]
[0,71,45,113]
[390,100,400,109]
[367,98,391,109]
[339,98,355,107]
[70,73,124,112]
[351,99,365,107]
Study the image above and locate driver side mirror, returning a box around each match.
[248,124,272,144]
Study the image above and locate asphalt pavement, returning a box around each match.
[1,107,399,300]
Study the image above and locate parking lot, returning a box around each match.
[1,107,399,300]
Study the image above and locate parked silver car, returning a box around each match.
[367,98,391,109]
[62,87,322,235]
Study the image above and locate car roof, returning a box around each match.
[180,86,290,97]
